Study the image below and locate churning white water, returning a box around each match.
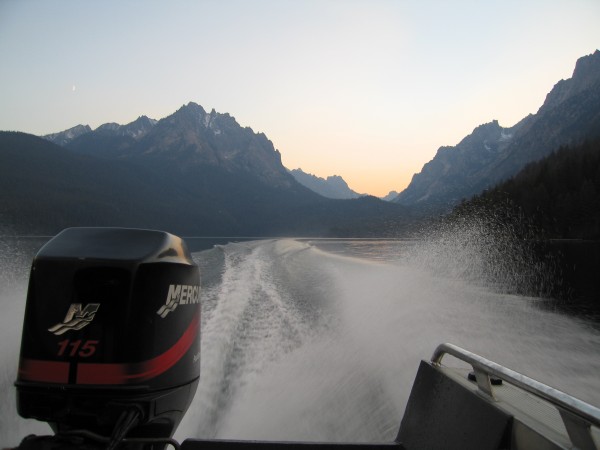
[1,238,53,445]
[1,231,599,446]
[176,236,600,443]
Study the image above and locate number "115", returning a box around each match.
[57,339,99,357]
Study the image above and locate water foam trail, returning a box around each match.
[178,240,317,439]
[200,242,401,442]
[3,237,599,445]
[0,239,51,446]
[178,238,600,443]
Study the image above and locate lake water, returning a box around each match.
[1,233,599,446]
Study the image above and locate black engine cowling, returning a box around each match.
[15,227,200,440]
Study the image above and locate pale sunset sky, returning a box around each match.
[1,0,599,196]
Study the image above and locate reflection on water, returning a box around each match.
[306,238,416,262]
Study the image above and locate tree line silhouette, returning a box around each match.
[453,138,600,240]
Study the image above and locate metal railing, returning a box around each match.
[432,343,600,450]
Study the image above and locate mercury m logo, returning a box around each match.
[48,303,100,335]
[157,284,200,318]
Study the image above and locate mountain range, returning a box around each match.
[287,169,399,202]
[1,51,599,237]
[47,121,366,201]
[394,50,600,211]
[288,169,363,200]
[1,104,411,237]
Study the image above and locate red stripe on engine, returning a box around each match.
[18,359,70,384]
[76,312,199,384]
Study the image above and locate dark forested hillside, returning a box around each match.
[453,139,600,240]
[0,131,413,237]
[0,132,193,234]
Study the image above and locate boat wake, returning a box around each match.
[176,238,600,442]
[1,236,599,446]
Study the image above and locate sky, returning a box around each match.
[1,0,599,197]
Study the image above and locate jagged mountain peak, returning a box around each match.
[131,115,157,127]
[290,168,362,199]
[48,102,295,188]
[175,101,207,118]
[92,115,157,139]
[430,119,512,161]
[457,120,504,147]
[43,124,92,146]
[120,115,157,138]
[381,191,399,202]
[540,50,600,113]
[96,122,120,132]
[572,49,600,84]
[174,102,227,120]
[43,115,158,146]
[168,102,239,136]
[394,117,531,207]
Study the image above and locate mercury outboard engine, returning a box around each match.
[15,228,200,449]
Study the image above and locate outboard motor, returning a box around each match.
[15,228,200,448]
